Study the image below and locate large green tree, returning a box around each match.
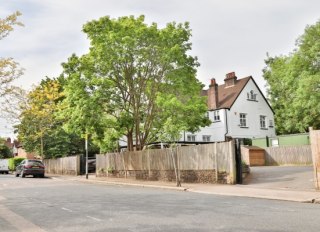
[61,15,210,151]
[263,20,320,134]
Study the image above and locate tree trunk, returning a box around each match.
[170,147,181,187]
[127,131,134,151]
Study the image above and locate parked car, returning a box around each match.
[88,159,96,173]
[15,159,45,178]
[0,159,9,174]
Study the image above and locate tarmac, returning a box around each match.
[49,171,320,204]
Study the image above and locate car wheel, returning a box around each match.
[15,172,19,177]
[41,174,45,178]
[20,171,25,178]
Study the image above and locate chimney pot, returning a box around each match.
[225,72,235,80]
[210,78,217,86]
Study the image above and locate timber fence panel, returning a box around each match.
[44,155,80,175]
[216,142,231,172]
[95,141,235,184]
[264,145,312,166]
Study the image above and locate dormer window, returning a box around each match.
[247,90,257,101]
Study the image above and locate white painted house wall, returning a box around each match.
[226,79,276,139]
[183,78,276,142]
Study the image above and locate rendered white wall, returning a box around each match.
[226,79,276,139]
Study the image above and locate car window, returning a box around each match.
[28,160,44,165]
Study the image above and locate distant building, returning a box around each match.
[4,138,36,159]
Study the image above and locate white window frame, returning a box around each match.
[213,110,220,121]
[187,135,196,142]
[260,115,267,129]
[247,90,257,101]
[202,135,211,142]
[269,119,274,128]
[239,113,247,127]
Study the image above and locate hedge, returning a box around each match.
[8,157,25,171]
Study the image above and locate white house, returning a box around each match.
[182,72,276,143]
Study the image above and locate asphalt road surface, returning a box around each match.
[1,174,320,232]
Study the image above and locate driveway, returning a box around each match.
[244,166,315,191]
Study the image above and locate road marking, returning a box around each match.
[41,201,52,206]
[0,204,46,232]
[86,215,102,222]
[61,207,73,212]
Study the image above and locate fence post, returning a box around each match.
[310,127,320,190]
[228,140,236,184]
[214,143,218,183]
[147,150,151,179]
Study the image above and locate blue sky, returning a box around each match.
[0,0,320,138]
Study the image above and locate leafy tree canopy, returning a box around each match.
[0,138,11,159]
[61,15,210,151]
[16,77,93,158]
[263,20,320,134]
[0,11,24,116]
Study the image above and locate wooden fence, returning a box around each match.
[96,142,236,184]
[264,145,312,166]
[44,155,80,175]
[310,128,320,190]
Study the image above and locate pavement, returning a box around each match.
[48,167,320,204]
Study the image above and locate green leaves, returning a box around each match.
[62,15,209,150]
[263,20,320,133]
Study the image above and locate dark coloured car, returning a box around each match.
[15,159,45,178]
[88,159,96,173]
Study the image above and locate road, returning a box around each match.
[1,174,320,232]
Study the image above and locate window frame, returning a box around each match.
[260,115,267,129]
[187,135,196,142]
[239,113,247,128]
[202,135,211,142]
[213,110,220,122]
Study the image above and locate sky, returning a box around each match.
[0,0,320,138]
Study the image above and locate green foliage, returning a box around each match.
[0,144,11,159]
[263,20,320,133]
[61,15,210,151]
[16,78,89,158]
[8,157,25,171]
[0,138,12,158]
[0,12,24,119]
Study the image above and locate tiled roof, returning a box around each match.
[202,76,251,110]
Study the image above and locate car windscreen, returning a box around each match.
[28,160,44,165]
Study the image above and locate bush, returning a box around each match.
[8,157,25,171]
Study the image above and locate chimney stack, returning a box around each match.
[208,78,219,110]
[224,72,237,87]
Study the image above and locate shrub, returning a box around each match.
[8,157,25,171]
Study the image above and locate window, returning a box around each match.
[213,110,220,121]
[247,90,257,101]
[187,135,196,142]
[239,113,247,127]
[260,115,267,129]
[202,135,211,142]
[269,120,274,128]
